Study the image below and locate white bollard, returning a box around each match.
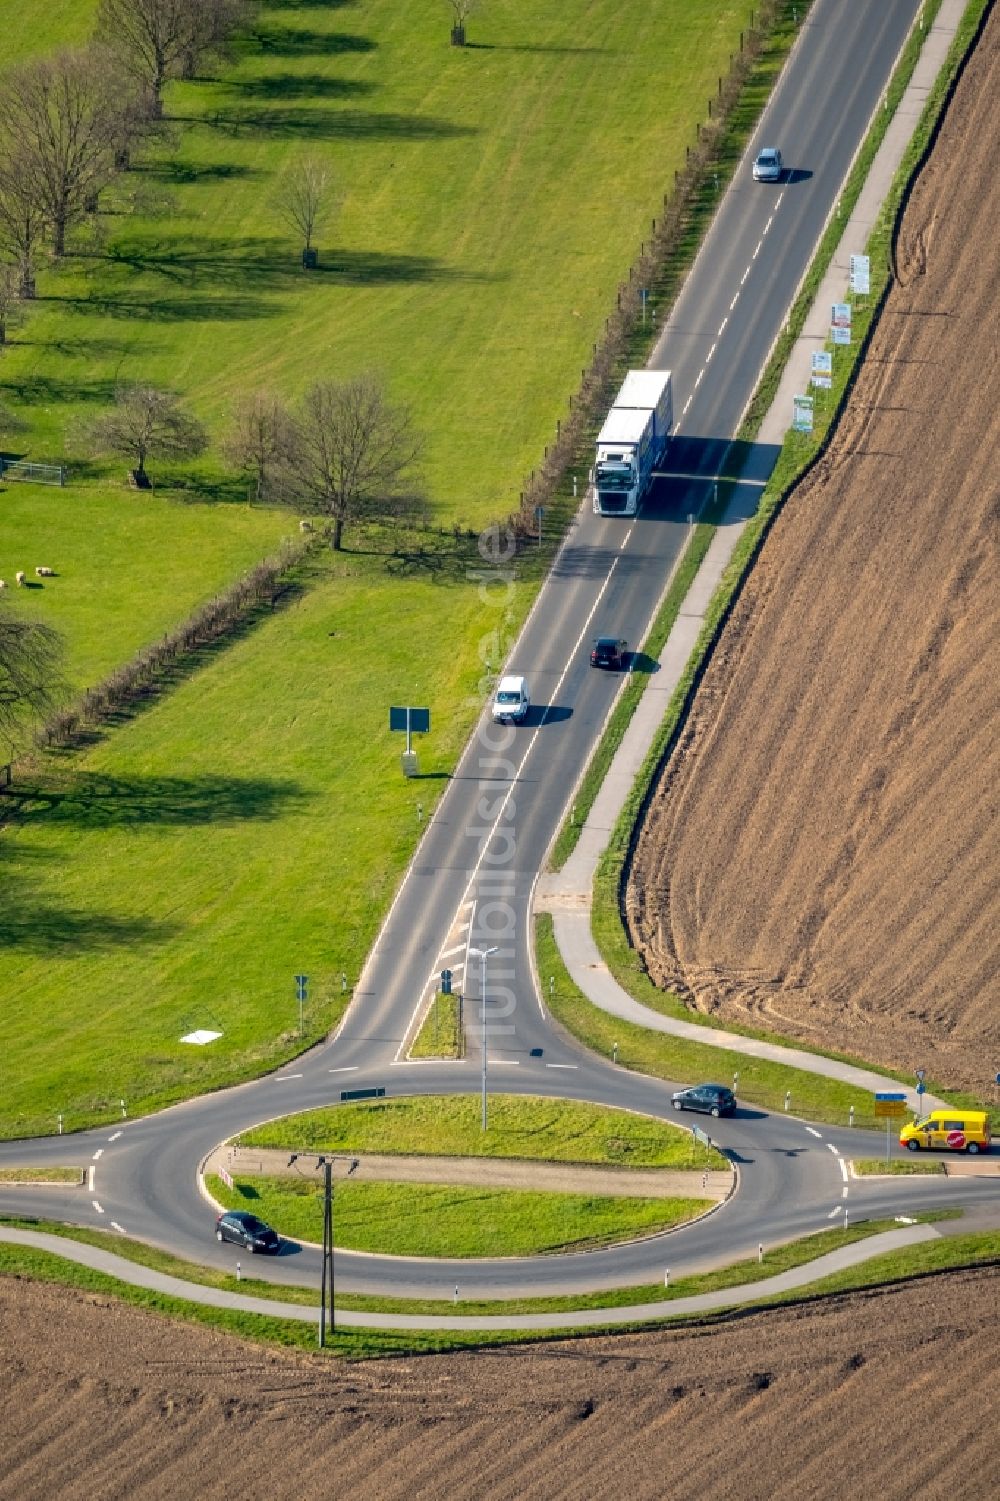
[121,1098,127,1119]
[664,1269,670,1288]
[58,1113,63,1135]
[784,1090,791,1112]
[236,1261,241,1282]
[613,1043,619,1065]
[849,1105,855,1127]
[454,1284,459,1304]
[758,1243,764,1263]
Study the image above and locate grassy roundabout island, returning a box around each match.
[210,1095,730,1258]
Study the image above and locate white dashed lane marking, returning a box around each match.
[110,1222,126,1234]
[827,1143,841,1156]
[329,1066,358,1073]
[92,1200,104,1214]
[108,1131,122,1142]
[275,1073,303,1081]
[92,1149,103,1161]
[805,1127,822,1138]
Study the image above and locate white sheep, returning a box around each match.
[35,566,55,577]
[0,579,6,590]
[15,571,25,586]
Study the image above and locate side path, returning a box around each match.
[536,0,966,1120]
[0,1223,948,1332]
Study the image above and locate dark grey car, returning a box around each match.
[671,1084,736,1119]
[215,1210,280,1253]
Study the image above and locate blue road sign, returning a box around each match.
[916,1081,925,1095]
[874,1092,906,1101]
[389,707,430,734]
[295,974,308,999]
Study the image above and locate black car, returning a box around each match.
[590,636,628,669]
[215,1210,280,1254]
[671,1084,736,1119]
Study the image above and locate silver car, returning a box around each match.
[752,147,783,183]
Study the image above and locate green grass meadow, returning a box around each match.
[239,1093,727,1169]
[209,1173,709,1256]
[0,0,759,1137]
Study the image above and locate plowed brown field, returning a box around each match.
[1,1270,998,1500]
[627,9,1000,1097]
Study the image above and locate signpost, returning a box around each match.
[792,394,814,433]
[389,706,430,777]
[874,1091,908,1164]
[831,302,852,345]
[341,1086,385,1103]
[811,351,833,389]
[295,973,308,1036]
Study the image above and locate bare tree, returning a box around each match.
[286,376,423,551]
[0,607,64,755]
[0,50,122,256]
[223,391,295,502]
[275,156,331,262]
[89,385,208,487]
[0,151,47,298]
[0,263,22,346]
[96,0,254,114]
[447,0,480,44]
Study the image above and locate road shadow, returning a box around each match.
[551,544,648,581]
[534,704,572,727]
[627,651,659,676]
[783,168,813,184]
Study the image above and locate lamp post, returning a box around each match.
[469,945,498,1131]
[288,1152,358,1347]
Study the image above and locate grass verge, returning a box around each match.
[208,1174,710,1258]
[409,992,464,1060]
[0,1167,82,1184]
[851,1158,947,1177]
[239,1094,726,1171]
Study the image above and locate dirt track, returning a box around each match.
[0,1269,996,1500]
[627,9,1000,1097]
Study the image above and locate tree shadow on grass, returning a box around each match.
[0,846,178,953]
[7,771,312,829]
[43,291,284,323]
[228,72,375,101]
[253,26,376,57]
[207,106,475,142]
[0,372,121,406]
[132,160,262,185]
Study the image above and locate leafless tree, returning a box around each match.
[286,376,423,551]
[96,0,255,114]
[0,607,64,755]
[447,0,480,43]
[223,391,295,502]
[0,264,22,346]
[0,150,47,298]
[275,156,332,259]
[89,385,208,487]
[0,50,122,256]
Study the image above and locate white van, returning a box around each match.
[492,675,529,724]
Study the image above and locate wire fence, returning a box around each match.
[0,459,66,486]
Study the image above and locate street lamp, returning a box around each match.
[469,945,498,1130]
[288,1152,358,1346]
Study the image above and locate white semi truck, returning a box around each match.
[592,369,672,516]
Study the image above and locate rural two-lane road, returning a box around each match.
[6,0,995,1304]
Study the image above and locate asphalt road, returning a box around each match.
[6,0,994,1305]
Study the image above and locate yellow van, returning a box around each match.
[899,1110,991,1155]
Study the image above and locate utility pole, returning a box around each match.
[469,946,498,1130]
[288,1152,358,1346]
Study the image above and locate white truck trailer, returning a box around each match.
[592,369,672,516]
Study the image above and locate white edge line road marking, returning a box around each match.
[752,239,762,259]
[682,395,693,415]
[546,1063,578,1069]
[764,213,773,233]
[398,555,624,1056]
[776,190,784,207]
[329,1066,359,1073]
[110,1222,126,1234]
[275,1073,303,1081]
[729,294,738,311]
[826,1143,841,1155]
[717,317,727,336]
[92,1200,104,1214]
[694,369,704,388]
[391,1057,467,1066]
[741,266,750,285]
[839,1160,849,1183]
[87,1167,95,1192]
[621,525,634,548]
[92,1149,103,1160]
[489,1059,521,1066]
[706,342,716,362]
